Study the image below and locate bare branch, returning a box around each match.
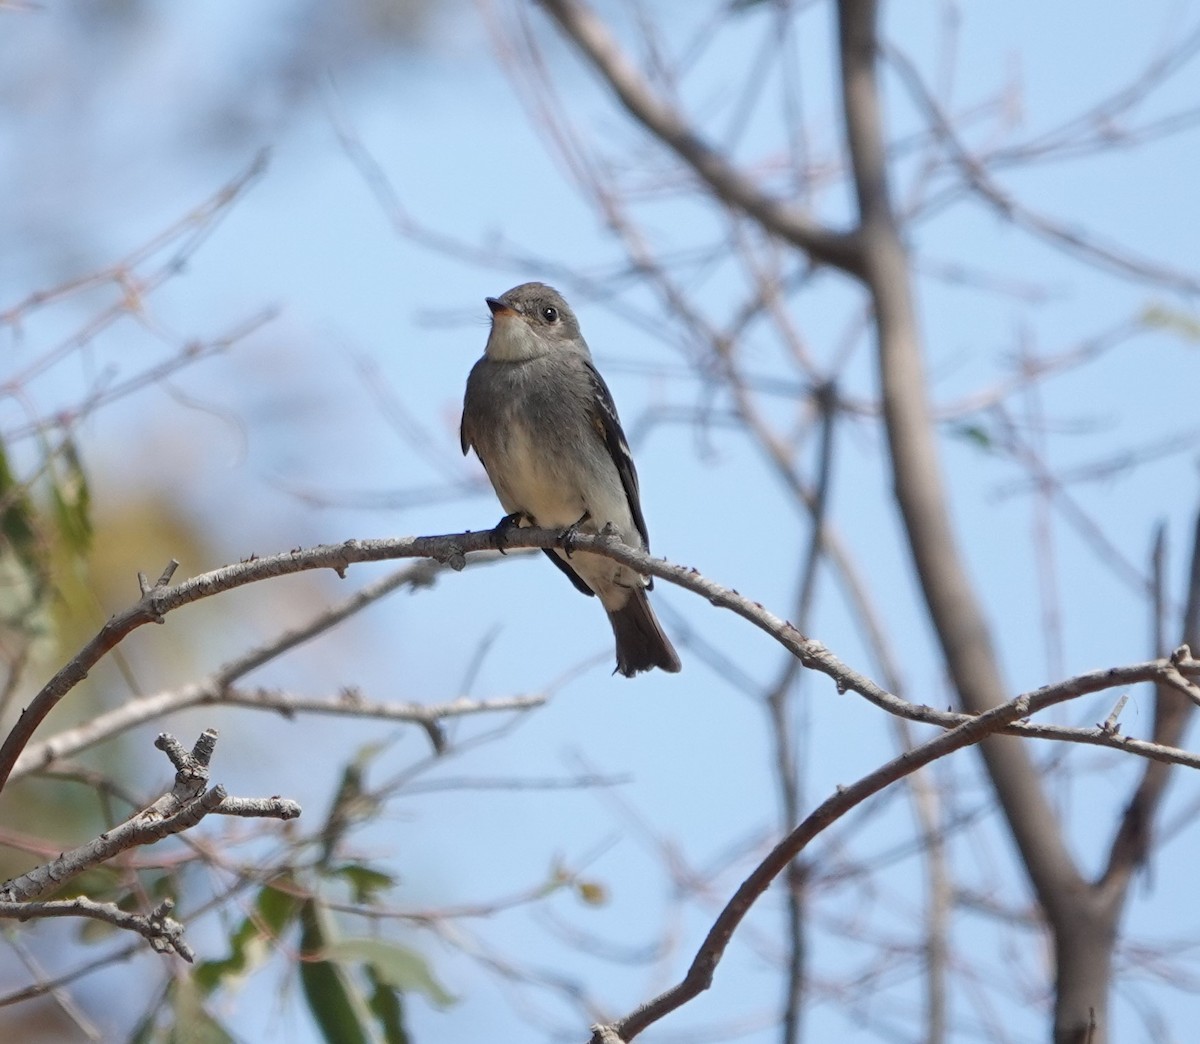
[12,560,543,779]
[591,679,1073,1041]
[1099,512,1200,895]
[16,686,544,781]
[7,528,1200,798]
[0,941,145,1009]
[537,0,862,273]
[887,44,1200,294]
[1,151,271,421]
[3,309,277,445]
[837,0,1085,911]
[0,730,299,905]
[0,897,194,962]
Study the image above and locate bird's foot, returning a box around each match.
[491,511,529,555]
[561,511,592,559]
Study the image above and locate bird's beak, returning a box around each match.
[486,297,517,318]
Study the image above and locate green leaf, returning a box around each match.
[47,436,92,558]
[0,439,39,567]
[195,881,301,994]
[948,422,994,452]
[0,439,50,627]
[194,917,266,994]
[257,878,304,935]
[320,745,388,865]
[327,938,456,1009]
[330,863,396,905]
[129,978,236,1044]
[298,899,372,1044]
[367,965,410,1044]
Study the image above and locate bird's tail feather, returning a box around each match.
[608,589,681,677]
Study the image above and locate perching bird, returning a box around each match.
[460,282,681,677]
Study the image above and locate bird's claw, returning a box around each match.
[561,512,591,559]
[491,512,527,555]
[562,525,579,559]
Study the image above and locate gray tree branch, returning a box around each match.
[537,0,863,274]
[0,897,193,962]
[13,559,542,778]
[6,528,1200,804]
[0,730,299,917]
[586,670,1100,1042]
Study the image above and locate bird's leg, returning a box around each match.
[562,510,592,559]
[491,511,530,555]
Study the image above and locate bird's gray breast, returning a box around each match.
[465,358,602,529]
[464,355,647,606]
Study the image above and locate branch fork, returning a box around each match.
[0,730,301,960]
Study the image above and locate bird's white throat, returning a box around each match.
[485,316,549,363]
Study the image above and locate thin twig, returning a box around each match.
[537,0,862,273]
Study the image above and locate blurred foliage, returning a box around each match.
[948,421,997,452]
[1142,302,1200,342]
[186,860,450,1044]
[0,3,459,1039]
[188,741,452,1041]
[130,976,237,1044]
[0,430,219,881]
[0,441,45,595]
[1,0,443,194]
[33,736,457,1042]
[319,742,390,867]
[45,436,92,563]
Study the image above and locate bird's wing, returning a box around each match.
[542,548,597,596]
[459,400,474,456]
[585,361,651,552]
[542,362,648,598]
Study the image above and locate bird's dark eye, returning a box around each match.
[541,306,559,323]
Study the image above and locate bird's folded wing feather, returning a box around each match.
[585,361,651,553]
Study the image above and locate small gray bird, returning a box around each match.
[460,282,681,677]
